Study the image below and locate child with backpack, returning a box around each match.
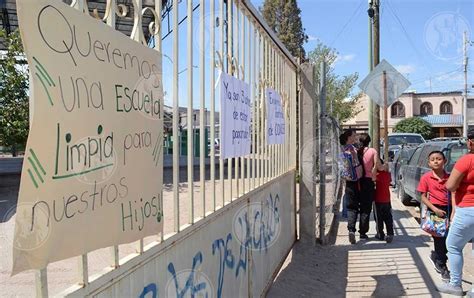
[373,161,394,243]
[417,150,452,281]
[339,129,364,244]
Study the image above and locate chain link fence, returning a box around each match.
[315,114,343,242]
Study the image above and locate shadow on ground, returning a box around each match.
[267,207,444,298]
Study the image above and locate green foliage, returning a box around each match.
[308,42,363,123]
[0,29,29,156]
[393,117,432,139]
[261,0,308,58]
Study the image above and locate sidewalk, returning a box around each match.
[267,190,474,297]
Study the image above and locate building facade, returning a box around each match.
[344,91,466,138]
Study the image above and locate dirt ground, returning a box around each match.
[267,190,474,297]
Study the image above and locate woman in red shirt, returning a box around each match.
[437,129,474,296]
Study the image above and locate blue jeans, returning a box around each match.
[446,206,474,286]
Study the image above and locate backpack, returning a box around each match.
[339,145,363,181]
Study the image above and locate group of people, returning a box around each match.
[339,129,393,244]
[339,128,474,296]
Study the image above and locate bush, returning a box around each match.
[0,29,29,156]
[393,117,432,139]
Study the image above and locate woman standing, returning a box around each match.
[339,129,363,244]
[357,133,380,239]
[438,129,474,296]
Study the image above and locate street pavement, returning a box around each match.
[268,189,474,297]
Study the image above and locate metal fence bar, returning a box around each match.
[260,34,265,186]
[199,0,206,218]
[233,1,240,199]
[110,245,119,268]
[245,14,253,191]
[210,0,216,212]
[270,46,275,179]
[240,6,246,196]
[136,239,144,254]
[155,0,164,243]
[187,0,195,225]
[219,0,225,207]
[131,0,146,255]
[254,28,263,187]
[252,25,257,190]
[274,48,278,178]
[285,61,289,172]
[227,0,234,202]
[277,53,281,176]
[265,36,269,184]
[172,0,180,232]
[279,53,282,175]
[262,37,267,184]
[78,254,88,287]
[35,268,48,298]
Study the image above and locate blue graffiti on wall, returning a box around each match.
[139,283,158,298]
[167,252,209,298]
[212,233,235,298]
[235,212,251,277]
[137,192,282,298]
[235,193,281,253]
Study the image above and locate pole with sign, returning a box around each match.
[359,59,411,160]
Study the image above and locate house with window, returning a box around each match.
[344,91,465,138]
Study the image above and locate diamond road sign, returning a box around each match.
[358,59,411,107]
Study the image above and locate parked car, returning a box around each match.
[429,137,463,142]
[398,140,468,206]
[389,145,417,188]
[381,133,426,162]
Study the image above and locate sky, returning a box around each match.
[252,0,474,94]
[156,0,474,109]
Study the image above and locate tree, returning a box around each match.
[0,29,29,156]
[393,117,432,139]
[308,42,363,123]
[261,0,308,59]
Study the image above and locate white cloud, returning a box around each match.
[395,64,416,74]
[307,34,318,41]
[335,54,355,65]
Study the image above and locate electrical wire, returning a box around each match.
[386,0,465,92]
[329,0,366,47]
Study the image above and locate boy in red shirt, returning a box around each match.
[374,162,394,243]
[417,151,451,281]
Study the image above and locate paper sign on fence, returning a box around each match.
[266,89,285,145]
[12,0,163,274]
[219,72,252,159]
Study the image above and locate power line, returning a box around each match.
[408,67,463,84]
[329,0,365,47]
[386,0,465,92]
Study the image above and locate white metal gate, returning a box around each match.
[21,0,299,296]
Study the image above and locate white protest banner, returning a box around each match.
[12,0,163,275]
[266,88,285,144]
[219,72,251,159]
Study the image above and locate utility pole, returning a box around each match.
[372,0,381,152]
[368,0,374,138]
[463,31,470,138]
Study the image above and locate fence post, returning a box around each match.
[298,63,318,245]
[318,61,327,244]
[35,268,48,298]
